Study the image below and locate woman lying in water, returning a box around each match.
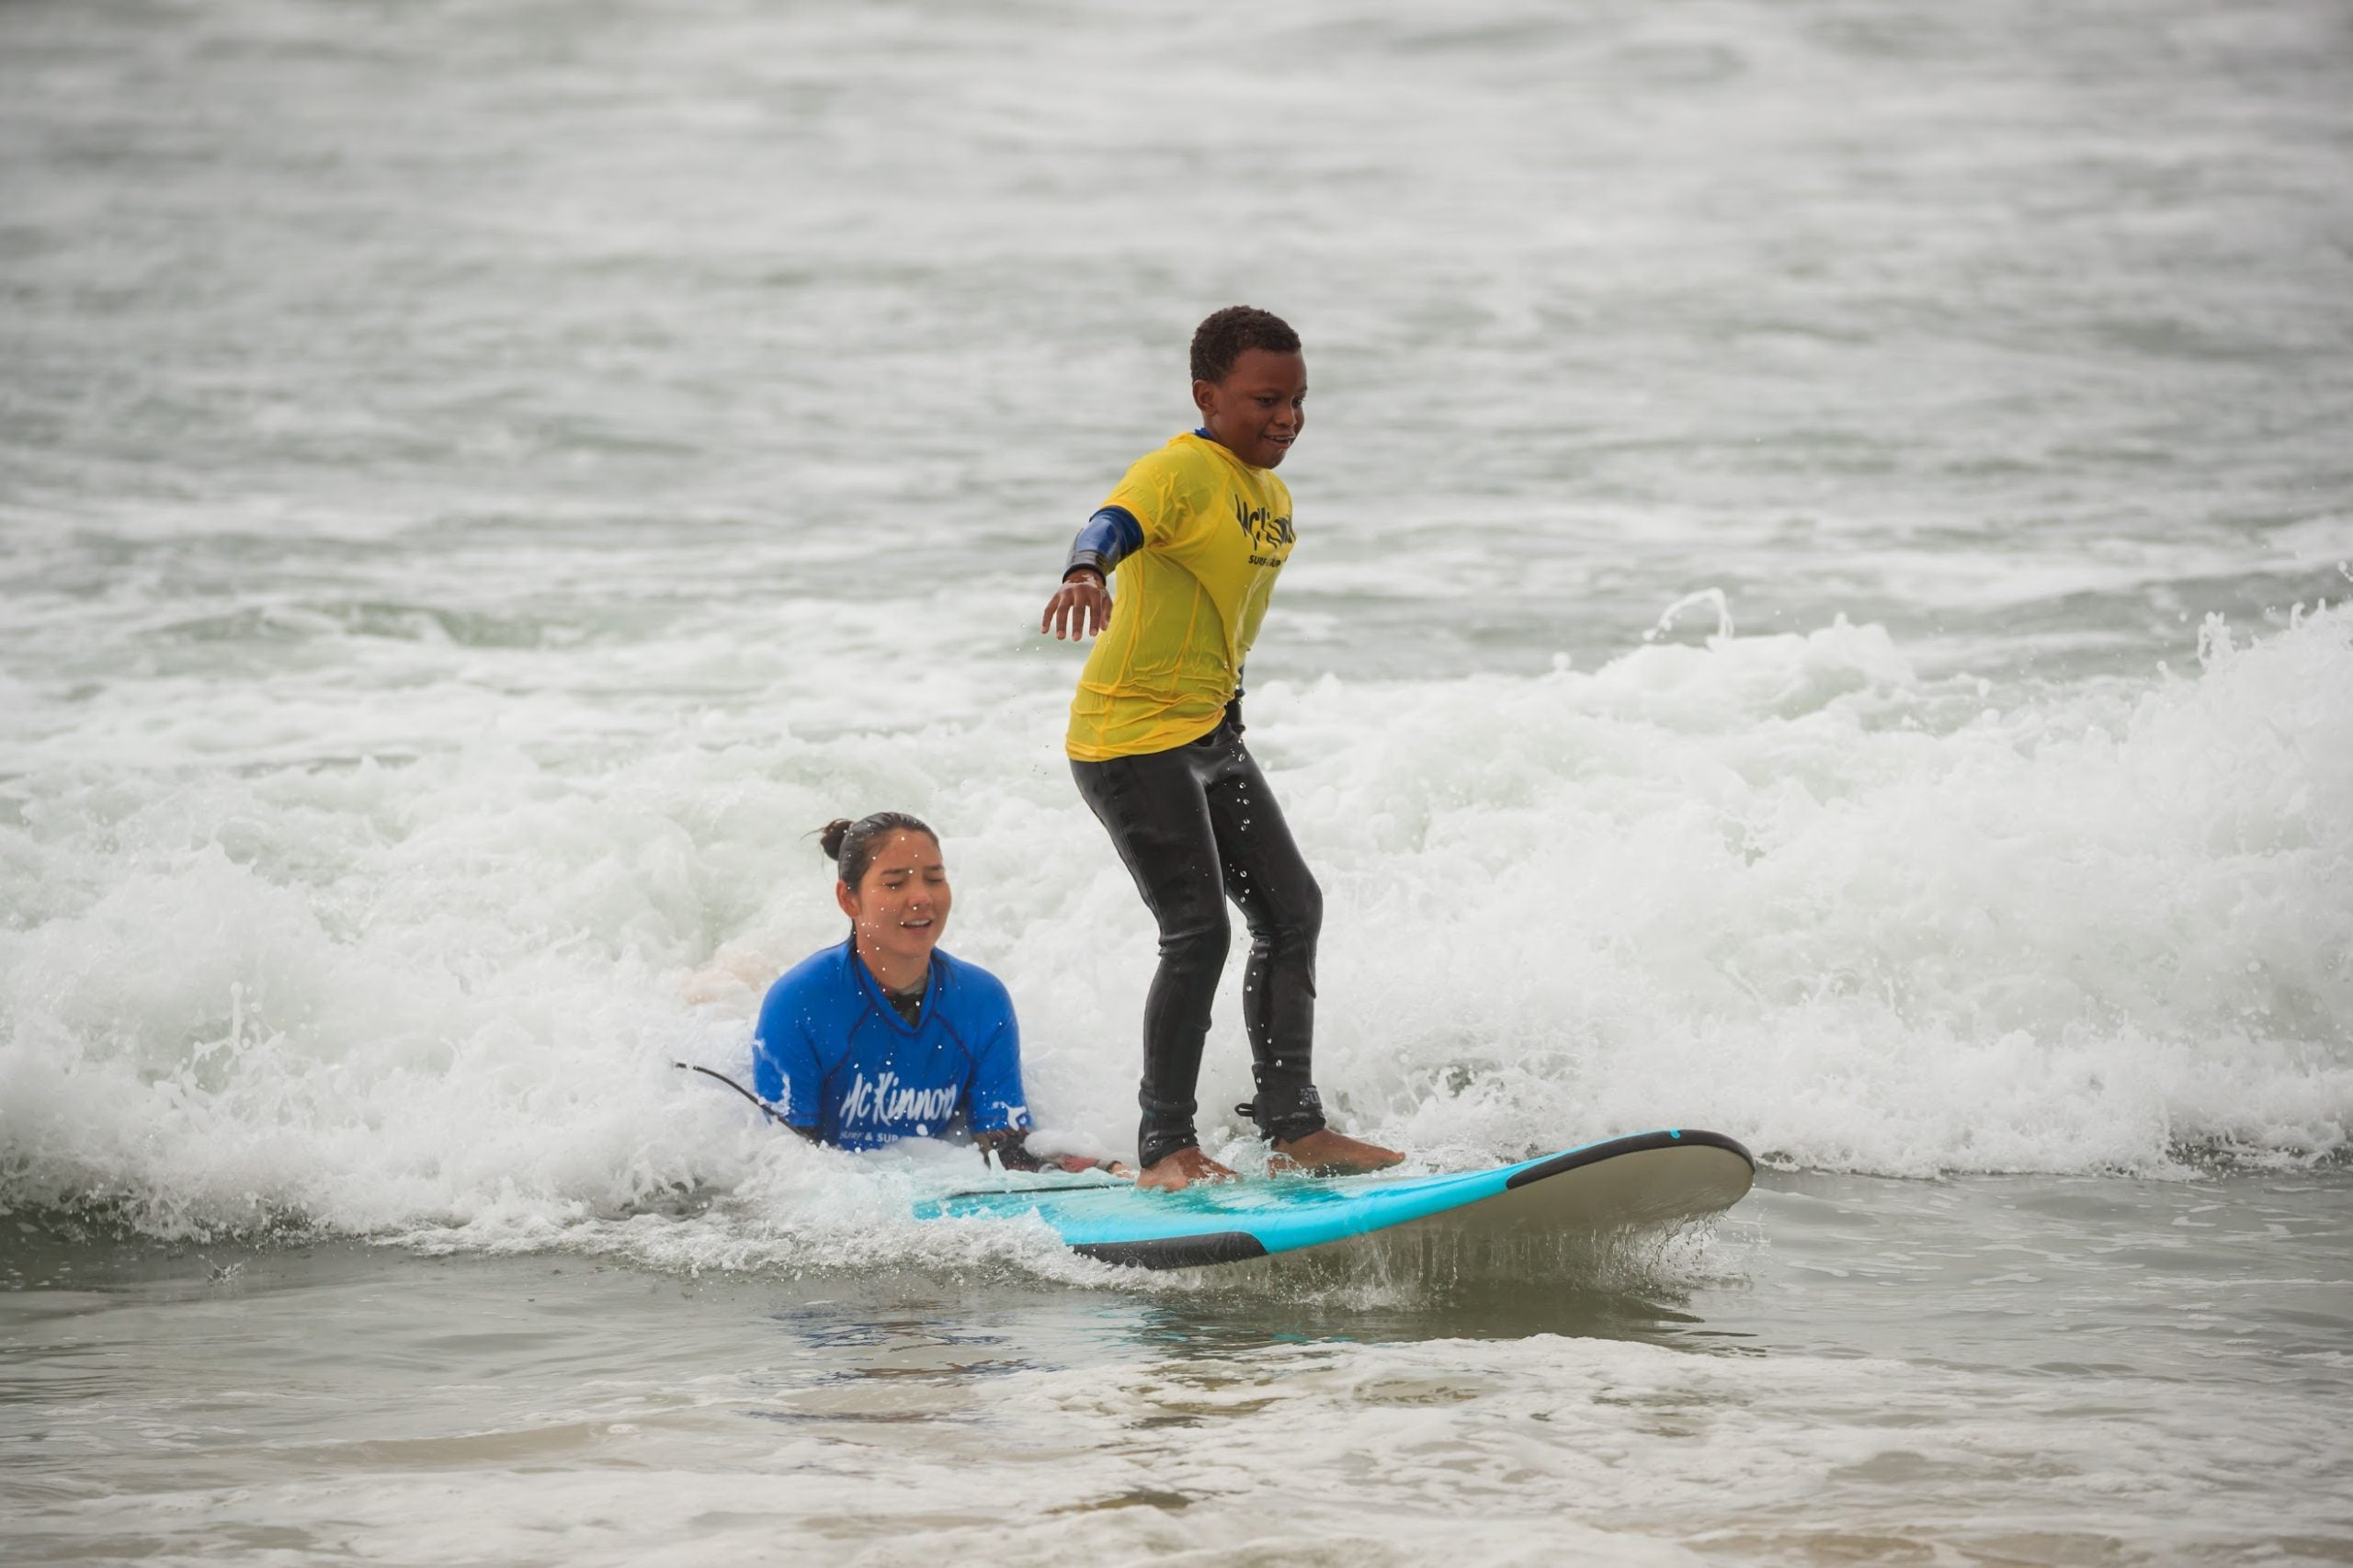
[751,812,1124,1175]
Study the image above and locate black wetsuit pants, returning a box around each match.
[1071,713,1327,1168]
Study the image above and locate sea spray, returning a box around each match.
[1283,604,2352,1176]
[4,605,2347,1257]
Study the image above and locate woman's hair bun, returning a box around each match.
[817,818,856,862]
[816,811,938,888]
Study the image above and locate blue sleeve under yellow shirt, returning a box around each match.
[751,941,1032,1150]
[1066,432,1296,761]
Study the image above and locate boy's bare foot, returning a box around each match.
[1137,1146,1238,1190]
[1270,1128,1405,1176]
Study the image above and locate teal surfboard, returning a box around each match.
[915,1128,1755,1269]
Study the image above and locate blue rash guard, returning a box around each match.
[751,939,1033,1150]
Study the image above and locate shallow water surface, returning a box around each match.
[7,1172,2350,1564]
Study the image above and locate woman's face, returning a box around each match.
[835,830,952,971]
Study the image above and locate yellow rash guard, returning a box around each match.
[1065,432,1296,761]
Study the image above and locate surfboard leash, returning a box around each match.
[671,1061,1129,1187]
[672,1062,788,1124]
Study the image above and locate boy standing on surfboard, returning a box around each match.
[1040,306,1404,1191]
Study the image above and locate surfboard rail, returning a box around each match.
[917,1128,1756,1270]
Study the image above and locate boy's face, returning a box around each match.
[1193,348,1307,469]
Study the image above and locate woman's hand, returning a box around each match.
[1054,1154,1136,1179]
[979,1129,1134,1179]
[1041,570,1113,641]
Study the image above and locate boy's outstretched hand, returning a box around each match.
[1041,570,1113,641]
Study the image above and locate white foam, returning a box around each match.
[2,603,2347,1256]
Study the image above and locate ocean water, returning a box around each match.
[4,0,2350,1562]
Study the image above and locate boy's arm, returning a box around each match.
[1042,513,1130,641]
[1063,506,1142,581]
[1043,507,1142,640]
[1044,459,1167,640]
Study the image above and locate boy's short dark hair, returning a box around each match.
[1190,306,1301,384]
